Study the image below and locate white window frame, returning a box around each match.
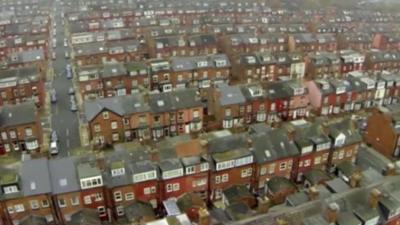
[114,191,122,202]
[71,196,79,206]
[58,198,67,208]
[279,162,287,171]
[125,192,134,201]
[30,200,39,210]
[14,204,24,213]
[185,166,195,175]
[222,174,229,182]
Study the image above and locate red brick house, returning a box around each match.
[284,120,332,182]
[232,52,276,83]
[250,128,299,192]
[339,50,365,75]
[0,102,42,154]
[0,67,45,108]
[76,163,109,221]
[305,52,341,79]
[372,33,400,51]
[206,133,254,201]
[288,33,317,53]
[323,118,362,171]
[306,79,337,116]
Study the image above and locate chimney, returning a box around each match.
[307,186,319,200]
[148,148,159,162]
[198,207,210,225]
[384,163,396,176]
[257,196,270,214]
[349,172,362,188]
[369,188,381,209]
[325,203,339,224]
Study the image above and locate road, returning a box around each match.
[50,2,81,157]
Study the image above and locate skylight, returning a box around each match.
[157,100,164,106]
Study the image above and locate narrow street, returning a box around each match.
[50,1,81,157]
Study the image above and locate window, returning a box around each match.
[41,199,49,208]
[112,133,119,141]
[103,112,109,119]
[97,206,106,216]
[14,204,24,212]
[25,128,32,136]
[268,163,276,174]
[166,184,173,192]
[71,196,79,206]
[84,196,92,205]
[279,162,287,171]
[9,130,16,139]
[215,176,221,184]
[222,174,229,182]
[200,163,209,172]
[241,168,252,178]
[1,132,7,140]
[94,124,101,132]
[116,206,124,216]
[111,121,118,130]
[260,167,267,176]
[314,156,321,165]
[3,185,18,194]
[304,159,311,167]
[125,192,134,201]
[173,183,180,191]
[95,193,103,201]
[186,166,195,175]
[144,187,151,195]
[58,198,66,208]
[7,206,14,214]
[225,108,231,117]
[193,110,199,118]
[346,149,353,158]
[338,150,345,159]
[114,191,122,202]
[30,200,39,210]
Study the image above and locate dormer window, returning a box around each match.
[293,87,305,95]
[245,56,256,64]
[249,86,262,97]
[336,86,346,94]
[215,59,227,67]
[334,133,346,147]
[111,167,125,177]
[3,185,18,194]
[248,37,258,44]
[197,61,208,68]
[278,57,286,62]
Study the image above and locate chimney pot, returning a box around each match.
[326,202,339,223]
[385,163,396,176]
[369,188,381,209]
[257,196,270,214]
[308,186,319,200]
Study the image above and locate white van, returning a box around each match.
[50,141,59,155]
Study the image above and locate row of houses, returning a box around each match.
[82,70,400,147]
[0,116,372,225]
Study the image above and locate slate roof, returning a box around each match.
[84,94,150,121]
[0,101,36,127]
[267,176,296,194]
[8,49,44,64]
[159,158,183,172]
[125,200,155,222]
[70,209,101,225]
[49,157,80,195]
[326,178,350,193]
[149,88,202,113]
[336,212,362,225]
[302,214,329,225]
[303,169,331,186]
[286,191,309,207]
[19,215,47,225]
[223,185,253,204]
[251,128,299,164]
[217,84,246,106]
[21,158,52,196]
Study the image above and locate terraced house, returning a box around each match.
[84,89,203,146]
[0,102,42,154]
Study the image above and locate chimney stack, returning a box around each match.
[307,186,319,200]
[325,203,339,224]
[198,207,210,225]
[385,163,396,176]
[369,188,381,209]
[257,196,270,214]
[349,172,362,188]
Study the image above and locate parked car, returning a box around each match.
[52,52,56,60]
[64,39,68,47]
[50,130,58,143]
[70,101,78,112]
[50,141,58,155]
[68,87,75,95]
[50,89,57,103]
[65,51,69,59]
